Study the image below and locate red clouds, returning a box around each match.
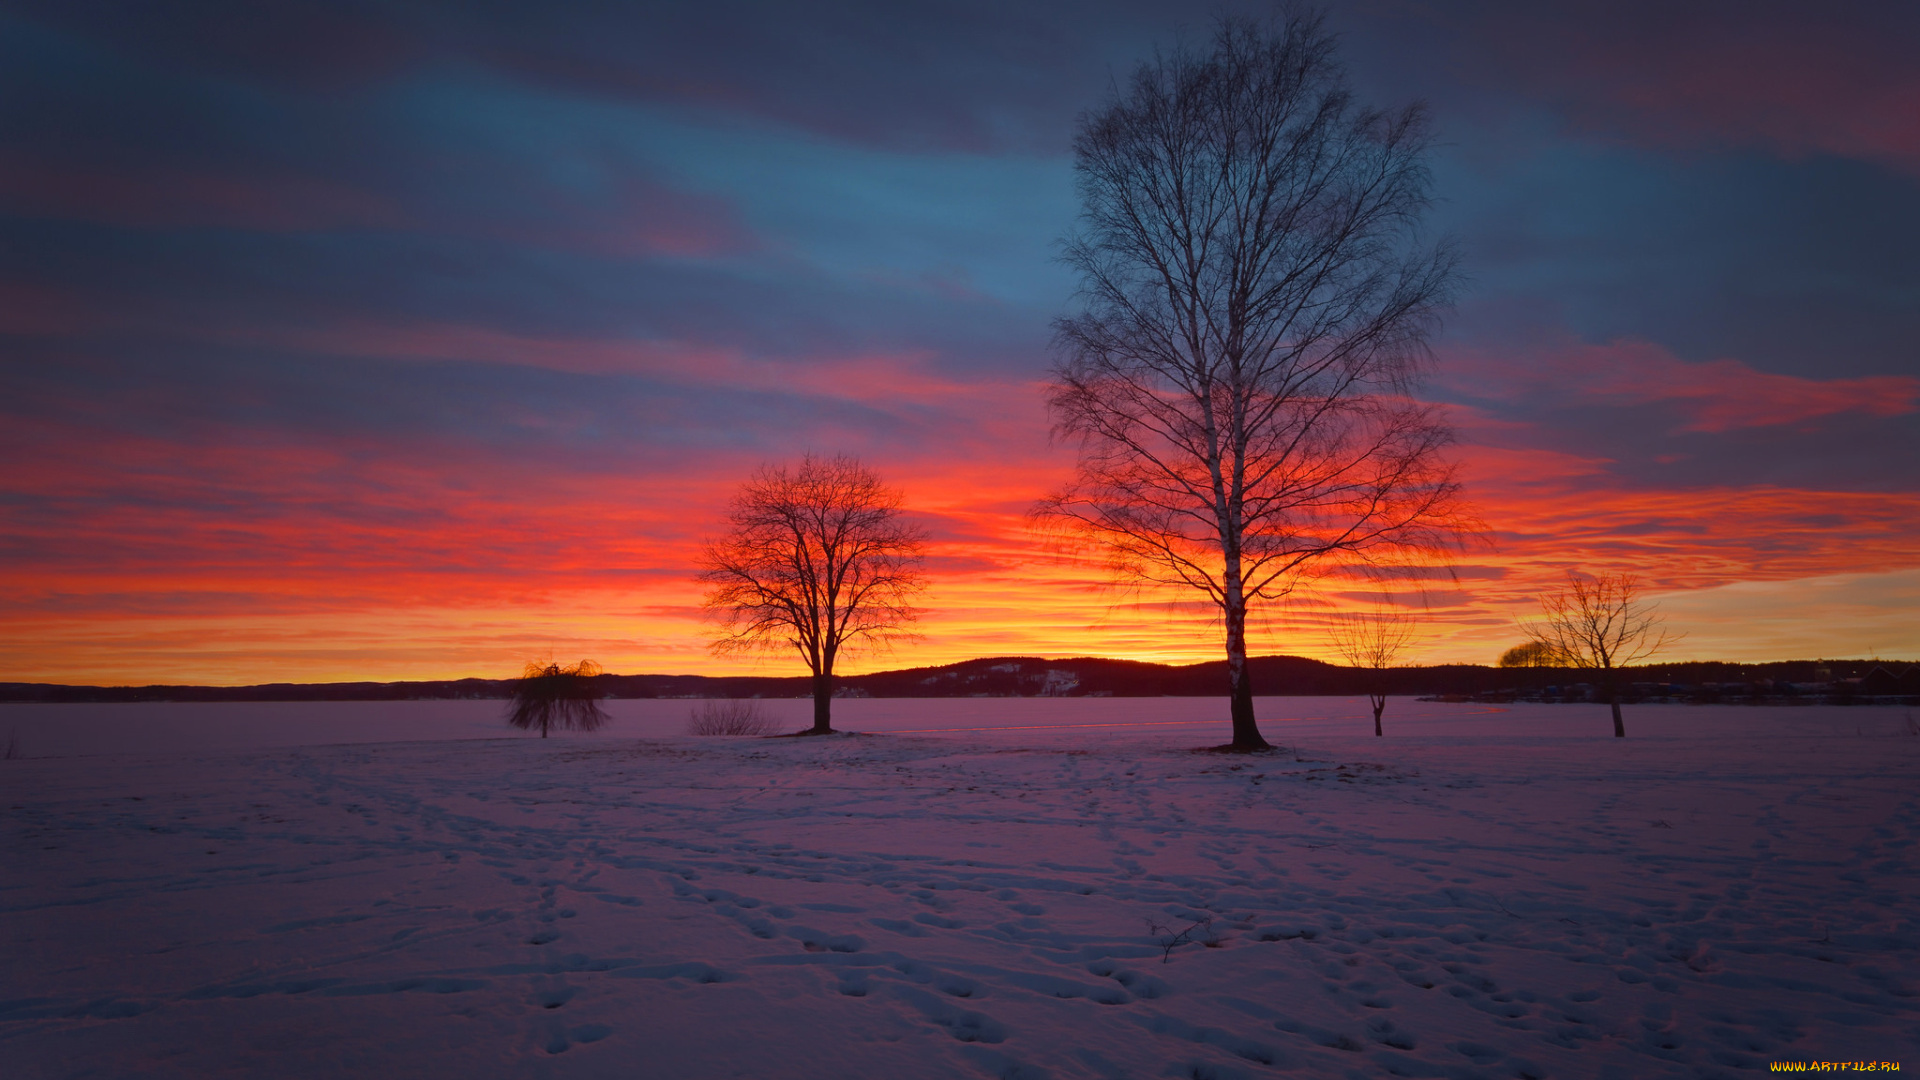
[5,327,1916,684]
[1444,337,1918,434]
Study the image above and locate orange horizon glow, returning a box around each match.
[5,5,1916,691]
[5,340,1916,687]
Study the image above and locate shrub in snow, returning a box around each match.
[688,699,778,737]
[505,660,609,738]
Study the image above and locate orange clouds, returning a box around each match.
[7,1,1915,692]
[4,330,1917,686]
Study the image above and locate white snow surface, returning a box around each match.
[3,698,1917,1078]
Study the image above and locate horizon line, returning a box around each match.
[4,653,1912,692]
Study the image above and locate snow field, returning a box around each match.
[2,704,1917,1078]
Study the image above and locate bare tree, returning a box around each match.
[700,454,927,735]
[506,659,609,738]
[1524,572,1677,738]
[1039,11,1468,750]
[1328,607,1418,736]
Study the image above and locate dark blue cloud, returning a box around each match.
[1431,147,1920,379]
[6,0,1183,152]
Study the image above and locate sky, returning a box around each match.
[2,0,1916,686]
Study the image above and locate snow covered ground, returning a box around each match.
[3,698,1916,1078]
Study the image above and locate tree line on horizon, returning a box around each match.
[12,654,1906,704]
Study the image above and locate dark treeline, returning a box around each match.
[2,656,1913,704]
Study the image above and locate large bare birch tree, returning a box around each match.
[700,455,926,735]
[1040,12,1468,750]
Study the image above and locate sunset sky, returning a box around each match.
[3,0,1917,686]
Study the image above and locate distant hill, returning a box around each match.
[1,655,1911,703]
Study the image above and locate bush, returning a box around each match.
[688,698,778,737]
[506,660,609,738]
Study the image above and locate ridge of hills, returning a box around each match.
[1,655,1912,703]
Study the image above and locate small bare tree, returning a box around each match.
[1524,573,1677,738]
[1328,607,1418,736]
[700,454,926,735]
[506,659,609,738]
[1038,11,1469,751]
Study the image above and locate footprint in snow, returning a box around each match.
[543,1022,613,1055]
[787,925,864,952]
[893,985,1007,1044]
[869,917,929,937]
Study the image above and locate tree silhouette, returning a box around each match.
[700,454,927,735]
[506,659,609,738]
[1039,11,1469,750]
[1328,607,1418,736]
[1524,573,1677,738]
[1498,640,1563,668]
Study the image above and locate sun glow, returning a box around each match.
[5,364,1913,686]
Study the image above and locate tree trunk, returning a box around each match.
[810,671,834,734]
[1224,600,1270,750]
[1372,694,1385,737]
[1605,670,1624,738]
